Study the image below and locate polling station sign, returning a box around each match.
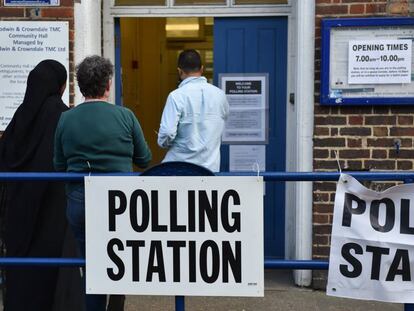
[327,174,414,303]
[85,176,264,297]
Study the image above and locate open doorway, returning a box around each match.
[119,17,214,165]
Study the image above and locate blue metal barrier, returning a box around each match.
[0,171,413,311]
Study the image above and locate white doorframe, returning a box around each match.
[78,0,315,287]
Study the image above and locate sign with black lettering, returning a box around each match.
[348,40,412,84]
[85,176,264,297]
[327,174,414,303]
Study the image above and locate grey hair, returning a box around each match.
[76,55,113,98]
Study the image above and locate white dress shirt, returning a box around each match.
[157,76,229,172]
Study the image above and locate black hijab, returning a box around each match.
[0,59,67,171]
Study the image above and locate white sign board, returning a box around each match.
[229,145,266,172]
[327,174,414,303]
[348,40,412,84]
[85,176,264,297]
[219,74,268,143]
[0,21,69,130]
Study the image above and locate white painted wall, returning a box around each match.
[74,0,102,105]
[293,0,315,286]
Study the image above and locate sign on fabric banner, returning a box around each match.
[327,174,414,303]
[85,176,264,297]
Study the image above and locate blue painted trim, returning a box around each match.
[4,171,414,181]
[175,296,185,311]
[320,17,414,106]
[114,17,123,106]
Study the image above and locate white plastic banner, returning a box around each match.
[85,176,264,297]
[327,174,414,303]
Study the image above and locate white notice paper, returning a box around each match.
[229,145,266,172]
[348,40,412,84]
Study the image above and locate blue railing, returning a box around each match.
[0,171,413,311]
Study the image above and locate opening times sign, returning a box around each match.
[85,176,264,297]
[0,21,69,130]
[348,40,412,84]
[328,174,414,303]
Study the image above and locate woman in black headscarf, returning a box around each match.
[0,60,71,311]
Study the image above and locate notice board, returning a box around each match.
[321,18,414,105]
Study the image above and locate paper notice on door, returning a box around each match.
[229,145,266,172]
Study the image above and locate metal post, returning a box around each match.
[175,296,185,311]
[404,304,414,311]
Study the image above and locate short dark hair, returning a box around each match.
[76,55,113,98]
[177,49,202,73]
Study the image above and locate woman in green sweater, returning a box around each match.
[54,55,151,311]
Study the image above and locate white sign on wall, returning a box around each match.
[348,40,412,84]
[85,176,264,297]
[0,21,69,130]
[219,74,268,144]
[327,174,414,303]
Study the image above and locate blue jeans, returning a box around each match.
[67,186,107,311]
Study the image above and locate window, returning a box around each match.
[234,0,287,4]
[115,0,166,6]
[174,0,226,5]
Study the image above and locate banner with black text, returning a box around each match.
[327,174,414,303]
[85,176,264,297]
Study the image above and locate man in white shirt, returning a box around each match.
[157,49,229,172]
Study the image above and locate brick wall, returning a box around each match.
[313,0,413,289]
[0,0,75,104]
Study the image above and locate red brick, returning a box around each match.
[314,192,330,202]
[0,8,25,17]
[365,116,396,125]
[339,149,370,159]
[314,127,330,136]
[372,150,387,159]
[348,116,364,125]
[314,182,337,192]
[315,116,347,125]
[313,203,334,214]
[346,160,363,170]
[367,138,394,147]
[330,128,339,136]
[373,127,388,136]
[314,137,346,147]
[398,116,413,125]
[350,4,365,14]
[389,149,414,159]
[316,0,331,3]
[347,138,362,148]
[398,161,413,170]
[314,214,330,224]
[60,0,74,7]
[313,235,329,245]
[364,160,396,170]
[316,5,348,15]
[401,139,412,147]
[340,106,372,114]
[314,224,332,235]
[390,127,414,136]
[41,8,73,18]
[314,160,345,170]
[314,149,330,159]
[340,127,371,136]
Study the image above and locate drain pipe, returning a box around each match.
[294,0,315,287]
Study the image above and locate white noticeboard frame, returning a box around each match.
[85,176,264,297]
[219,73,269,144]
[321,17,414,105]
[0,21,69,130]
[4,0,60,6]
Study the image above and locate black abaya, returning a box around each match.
[0,60,75,311]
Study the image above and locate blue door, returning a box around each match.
[214,17,287,258]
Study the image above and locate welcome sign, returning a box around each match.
[85,176,264,297]
[328,174,414,303]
